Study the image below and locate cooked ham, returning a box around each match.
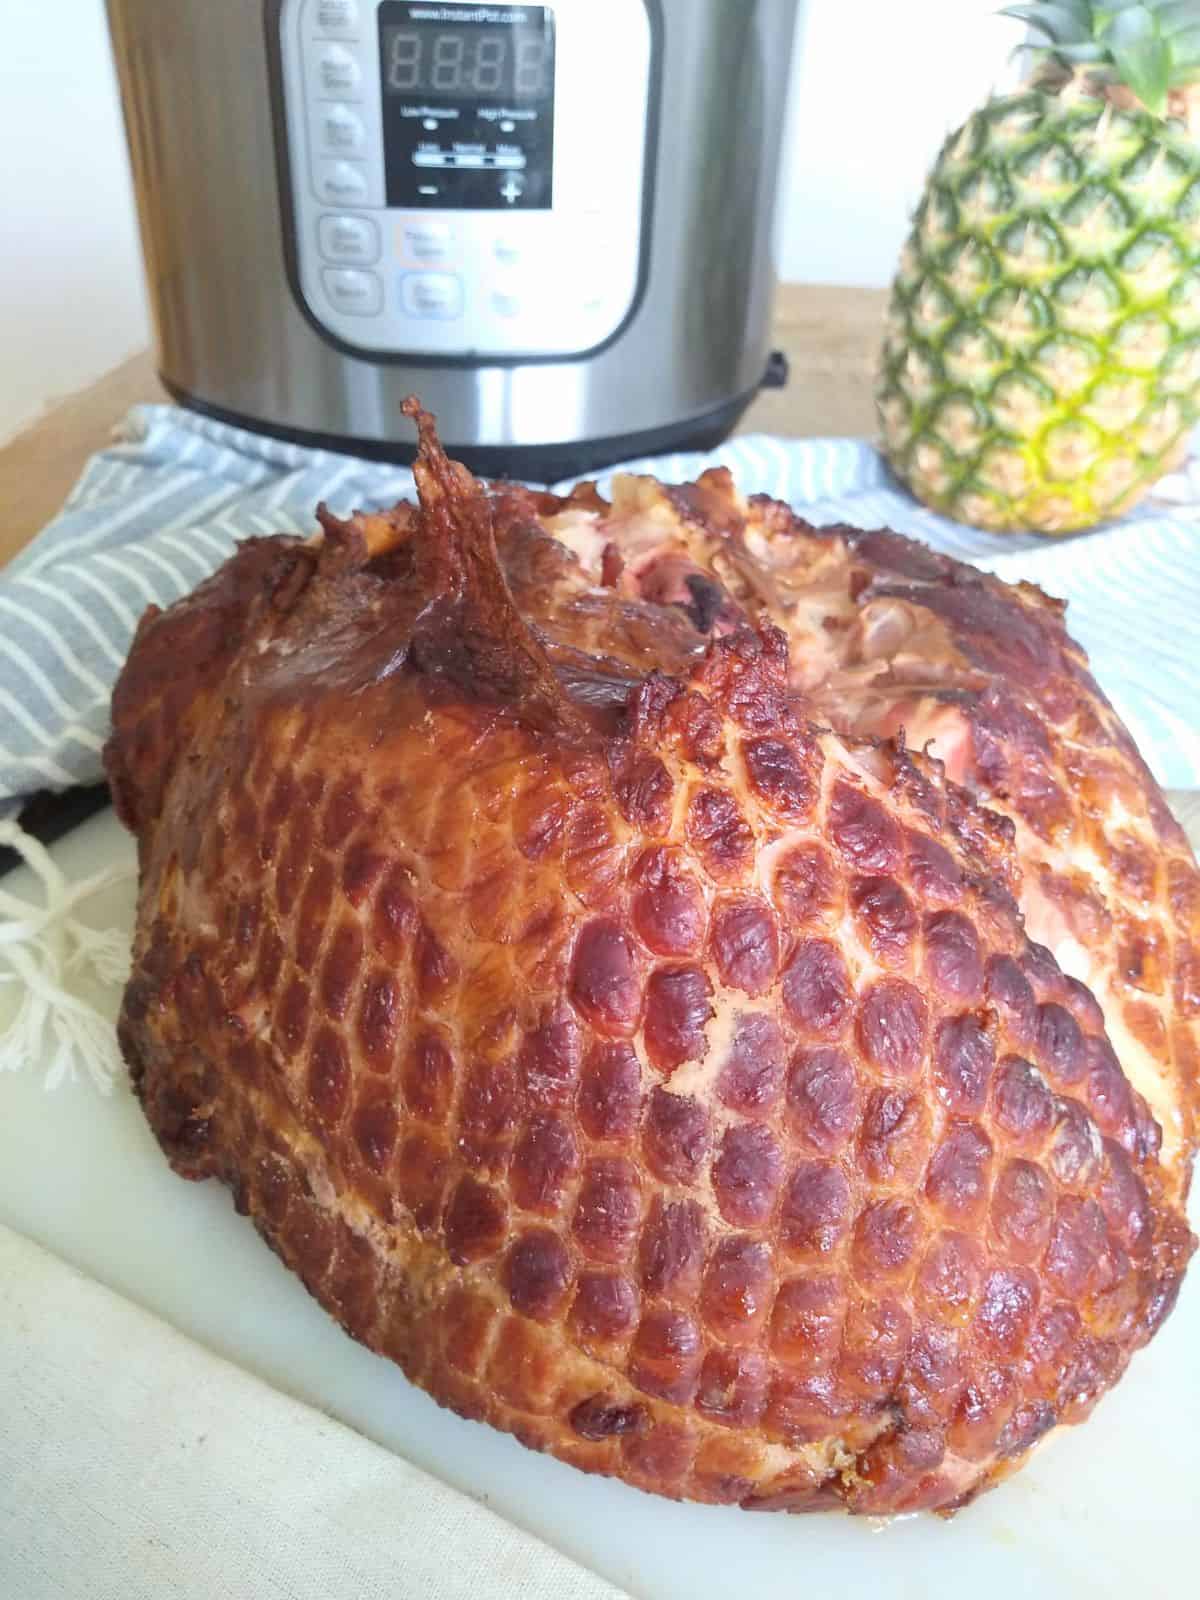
[105,403,1197,1515]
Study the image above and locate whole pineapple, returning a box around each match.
[878,0,1200,534]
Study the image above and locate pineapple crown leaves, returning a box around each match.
[1001,0,1200,114]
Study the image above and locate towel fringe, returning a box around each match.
[0,820,134,1093]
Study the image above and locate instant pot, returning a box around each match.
[106,0,799,477]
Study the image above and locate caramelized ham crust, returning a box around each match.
[106,404,1197,1515]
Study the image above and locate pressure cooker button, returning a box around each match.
[314,159,369,206]
[493,234,521,267]
[400,273,464,320]
[318,214,380,265]
[492,289,522,319]
[316,104,366,154]
[314,0,359,38]
[400,221,456,266]
[322,267,382,316]
[312,44,362,99]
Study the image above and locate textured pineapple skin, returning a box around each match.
[878,91,1200,534]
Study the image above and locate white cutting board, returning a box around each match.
[2,808,1198,1600]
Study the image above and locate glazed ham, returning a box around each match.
[105,404,1198,1515]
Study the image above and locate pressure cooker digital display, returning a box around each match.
[381,16,551,98]
[378,3,555,209]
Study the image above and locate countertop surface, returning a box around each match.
[0,283,885,569]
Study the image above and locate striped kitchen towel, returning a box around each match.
[3,400,1200,810]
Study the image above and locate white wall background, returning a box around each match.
[0,0,1022,446]
[778,0,1019,285]
[1,0,150,446]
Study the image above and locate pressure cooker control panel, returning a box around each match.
[276,0,654,359]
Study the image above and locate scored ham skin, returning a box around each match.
[106,406,1198,1516]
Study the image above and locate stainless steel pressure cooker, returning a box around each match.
[106,0,799,476]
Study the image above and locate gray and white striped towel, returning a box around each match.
[3,401,1200,812]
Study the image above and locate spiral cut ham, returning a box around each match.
[106,401,1198,1516]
